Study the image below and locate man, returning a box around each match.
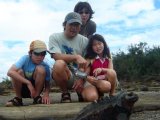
[49,12,88,103]
[6,40,50,106]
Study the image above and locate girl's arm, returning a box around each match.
[85,59,99,85]
[108,59,114,69]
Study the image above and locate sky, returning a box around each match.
[0,0,160,82]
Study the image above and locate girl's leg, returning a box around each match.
[96,80,111,93]
[82,84,99,102]
[106,69,117,96]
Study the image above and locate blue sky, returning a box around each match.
[0,0,160,82]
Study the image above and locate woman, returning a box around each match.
[74,2,96,38]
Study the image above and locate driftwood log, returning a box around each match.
[74,91,138,120]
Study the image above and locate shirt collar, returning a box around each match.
[95,55,106,63]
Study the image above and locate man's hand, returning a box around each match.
[76,55,87,69]
[72,79,84,93]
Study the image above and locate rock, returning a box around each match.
[140,85,149,91]
[74,91,138,120]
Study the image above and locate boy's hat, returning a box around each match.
[64,12,82,25]
[30,40,47,53]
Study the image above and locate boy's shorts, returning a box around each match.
[21,79,35,98]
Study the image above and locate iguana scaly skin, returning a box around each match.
[74,91,138,120]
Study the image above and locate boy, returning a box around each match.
[6,40,50,106]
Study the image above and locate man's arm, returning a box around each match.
[52,53,87,69]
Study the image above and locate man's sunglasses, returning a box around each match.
[79,11,89,14]
[33,51,46,56]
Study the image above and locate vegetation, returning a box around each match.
[0,77,12,94]
[113,42,160,81]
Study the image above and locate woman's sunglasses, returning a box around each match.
[79,11,89,14]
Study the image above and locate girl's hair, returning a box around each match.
[85,34,111,59]
[74,2,94,20]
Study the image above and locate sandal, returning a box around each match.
[33,96,42,104]
[77,92,84,102]
[61,92,71,103]
[6,97,23,107]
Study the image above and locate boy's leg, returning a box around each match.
[33,65,46,97]
[6,69,24,106]
[12,69,24,98]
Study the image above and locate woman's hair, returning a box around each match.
[74,2,94,20]
[85,34,111,59]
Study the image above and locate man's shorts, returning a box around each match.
[67,70,76,90]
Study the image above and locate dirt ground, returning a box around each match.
[0,79,160,120]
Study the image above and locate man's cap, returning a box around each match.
[64,12,82,25]
[29,40,47,53]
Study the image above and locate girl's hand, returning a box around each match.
[86,76,97,86]
[93,68,102,77]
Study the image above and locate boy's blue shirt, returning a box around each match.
[15,55,50,81]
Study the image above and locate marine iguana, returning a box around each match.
[74,91,138,120]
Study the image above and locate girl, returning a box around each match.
[82,34,117,102]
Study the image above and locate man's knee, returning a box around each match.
[52,60,71,83]
[53,60,67,70]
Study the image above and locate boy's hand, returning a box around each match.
[42,94,50,104]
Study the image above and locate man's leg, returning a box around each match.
[52,60,72,102]
[52,60,71,92]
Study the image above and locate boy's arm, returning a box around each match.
[7,65,36,97]
[42,81,50,104]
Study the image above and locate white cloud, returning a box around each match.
[0,0,160,81]
[120,0,154,16]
